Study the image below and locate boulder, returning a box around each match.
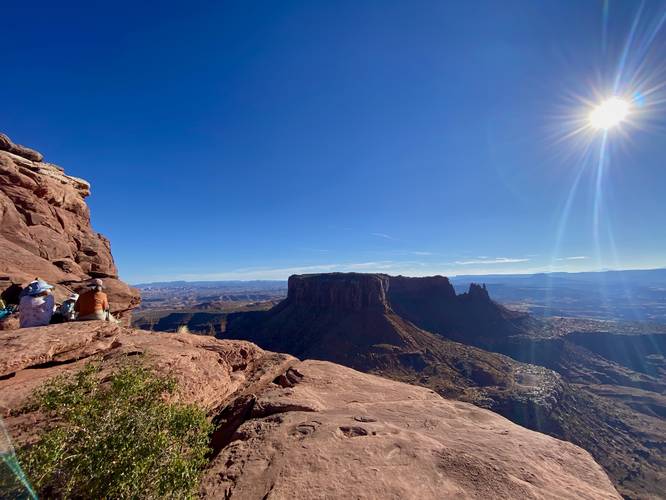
[0,133,43,162]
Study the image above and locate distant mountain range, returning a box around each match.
[135,267,666,289]
[134,280,287,289]
[452,267,666,287]
[451,267,666,322]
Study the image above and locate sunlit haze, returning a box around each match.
[589,97,630,129]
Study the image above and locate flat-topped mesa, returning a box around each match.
[282,273,511,338]
[287,273,390,311]
[0,132,140,322]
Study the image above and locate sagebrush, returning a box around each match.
[19,359,212,499]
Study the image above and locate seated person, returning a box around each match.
[51,293,80,323]
[19,279,55,328]
[75,279,110,321]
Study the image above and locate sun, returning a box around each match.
[589,97,630,130]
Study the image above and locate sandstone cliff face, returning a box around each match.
[389,274,457,299]
[388,275,534,346]
[287,273,390,310]
[0,324,620,499]
[0,132,140,319]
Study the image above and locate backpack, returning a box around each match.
[59,300,76,320]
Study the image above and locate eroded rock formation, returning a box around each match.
[0,324,620,499]
[388,275,536,346]
[0,132,140,320]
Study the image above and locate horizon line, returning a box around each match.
[129,265,666,286]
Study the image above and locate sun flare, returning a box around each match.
[589,97,630,130]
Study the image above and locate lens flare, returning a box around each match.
[543,0,666,303]
[589,97,630,129]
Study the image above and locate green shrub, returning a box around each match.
[19,359,212,499]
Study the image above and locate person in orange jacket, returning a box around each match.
[75,279,110,321]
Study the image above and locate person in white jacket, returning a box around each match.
[19,279,55,328]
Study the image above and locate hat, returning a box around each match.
[89,278,104,289]
[24,279,54,296]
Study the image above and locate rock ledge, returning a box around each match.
[0,324,620,499]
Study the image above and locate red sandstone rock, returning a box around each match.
[203,360,620,499]
[0,133,43,162]
[287,273,390,310]
[0,324,620,499]
[0,133,140,321]
[0,323,292,417]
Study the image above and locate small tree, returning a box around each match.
[19,358,212,499]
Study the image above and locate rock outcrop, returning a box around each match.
[0,324,620,499]
[0,133,43,162]
[0,132,140,321]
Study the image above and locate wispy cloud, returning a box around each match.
[371,232,395,240]
[130,256,544,283]
[555,256,589,261]
[411,251,434,256]
[453,257,530,265]
[168,261,423,281]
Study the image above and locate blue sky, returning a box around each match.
[3,1,666,283]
